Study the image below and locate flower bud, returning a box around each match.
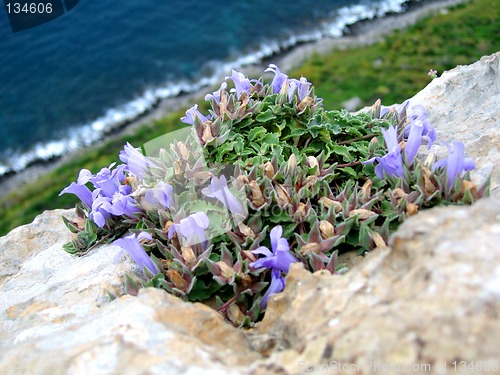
[217,261,234,280]
[239,273,252,287]
[164,220,174,233]
[300,242,321,255]
[368,136,379,154]
[424,152,436,168]
[371,231,387,248]
[227,303,245,325]
[167,269,189,290]
[192,170,213,184]
[303,175,318,190]
[235,174,249,190]
[422,166,436,196]
[349,209,377,220]
[177,141,190,159]
[371,99,382,118]
[181,246,197,267]
[275,183,290,206]
[460,180,477,198]
[361,179,373,199]
[319,197,342,213]
[238,223,255,239]
[405,203,419,217]
[202,123,214,144]
[73,216,85,230]
[174,160,184,178]
[320,220,335,239]
[295,202,308,222]
[263,161,275,179]
[219,90,229,117]
[287,154,297,175]
[249,180,265,207]
[307,156,319,171]
[392,188,406,200]
[298,96,314,111]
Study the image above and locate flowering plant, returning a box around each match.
[60,65,488,326]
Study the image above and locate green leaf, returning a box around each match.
[256,109,276,122]
[248,126,267,141]
[215,141,235,163]
[358,223,372,249]
[330,145,352,162]
[63,241,80,254]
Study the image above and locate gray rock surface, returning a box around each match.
[0,54,499,374]
[412,52,500,195]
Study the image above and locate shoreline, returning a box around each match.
[0,0,468,198]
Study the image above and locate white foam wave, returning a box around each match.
[0,0,409,177]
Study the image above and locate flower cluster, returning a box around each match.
[61,64,488,326]
[60,163,140,228]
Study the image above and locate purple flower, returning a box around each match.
[433,141,475,188]
[169,212,210,246]
[181,104,210,125]
[109,191,141,217]
[250,225,298,273]
[78,163,127,198]
[119,143,157,179]
[59,182,93,208]
[363,126,405,180]
[205,82,228,103]
[288,77,311,101]
[89,191,114,227]
[404,119,424,164]
[145,181,173,209]
[405,104,437,148]
[265,64,288,94]
[201,175,244,216]
[89,184,139,227]
[113,233,159,275]
[225,70,251,99]
[260,269,285,309]
[59,163,127,209]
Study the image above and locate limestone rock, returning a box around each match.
[1,288,258,375]
[0,209,259,375]
[0,209,75,282]
[411,52,500,194]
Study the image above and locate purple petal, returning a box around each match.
[59,182,93,208]
[265,64,288,94]
[269,226,283,253]
[260,270,285,309]
[226,70,251,99]
[181,104,210,125]
[381,126,399,152]
[113,234,158,275]
[250,246,273,258]
[405,120,424,164]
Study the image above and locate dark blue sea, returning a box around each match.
[0,0,409,175]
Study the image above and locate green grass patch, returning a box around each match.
[292,0,499,108]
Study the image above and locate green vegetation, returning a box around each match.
[292,0,499,108]
[0,0,498,236]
